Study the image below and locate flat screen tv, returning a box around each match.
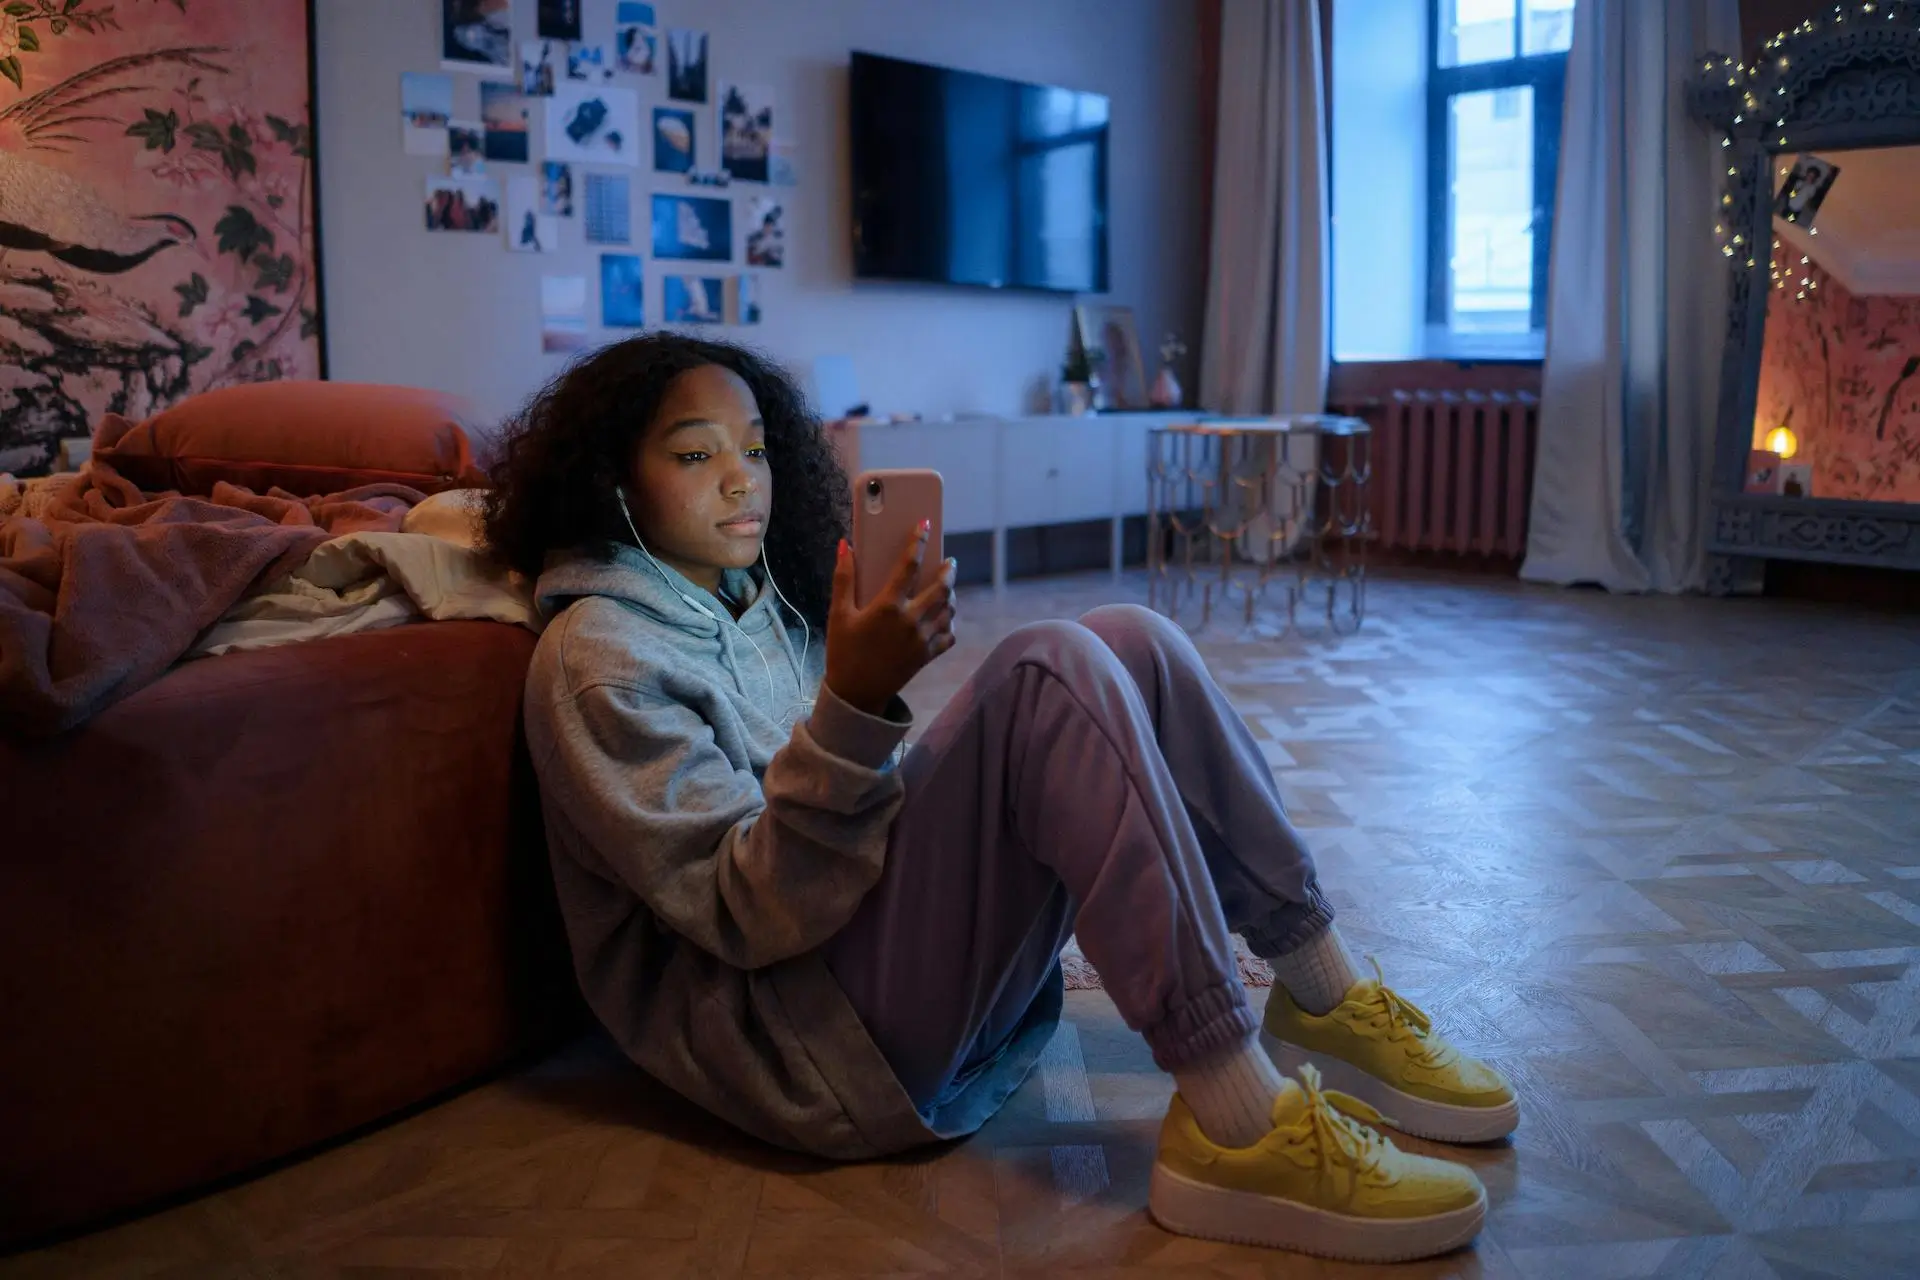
[849,51,1109,294]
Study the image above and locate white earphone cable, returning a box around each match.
[758,543,812,678]
[617,489,777,704]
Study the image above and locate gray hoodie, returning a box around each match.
[523,545,938,1158]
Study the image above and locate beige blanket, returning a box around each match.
[187,490,536,657]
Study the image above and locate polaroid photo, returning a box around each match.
[584,172,633,245]
[546,84,641,166]
[729,274,761,325]
[601,253,645,328]
[651,192,732,262]
[506,175,559,253]
[653,106,695,173]
[667,29,708,103]
[745,195,784,268]
[519,39,561,96]
[425,176,501,232]
[479,82,532,163]
[718,83,772,184]
[541,274,590,352]
[663,275,723,324]
[616,2,657,74]
[568,44,614,83]
[541,160,574,216]
[537,0,582,41]
[1745,449,1785,495]
[448,120,485,174]
[1774,153,1840,228]
[442,0,513,76]
[402,72,453,155]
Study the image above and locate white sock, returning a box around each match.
[1173,1035,1290,1149]
[1269,926,1361,1016]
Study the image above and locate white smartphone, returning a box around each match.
[851,469,944,608]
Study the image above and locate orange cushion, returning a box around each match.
[93,382,491,497]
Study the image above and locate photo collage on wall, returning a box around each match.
[421,0,786,345]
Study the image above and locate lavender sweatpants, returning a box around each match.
[824,604,1334,1109]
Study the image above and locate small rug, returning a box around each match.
[1060,934,1275,991]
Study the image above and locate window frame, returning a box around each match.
[1425,3,1569,342]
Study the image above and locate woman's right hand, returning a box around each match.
[823,522,958,717]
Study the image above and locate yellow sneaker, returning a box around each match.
[1261,961,1519,1144]
[1149,1064,1486,1262]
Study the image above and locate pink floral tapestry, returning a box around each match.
[1754,238,1920,504]
[0,0,321,475]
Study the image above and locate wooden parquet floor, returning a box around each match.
[7,571,1920,1280]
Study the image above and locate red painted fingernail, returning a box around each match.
[919,519,931,533]
[837,538,848,558]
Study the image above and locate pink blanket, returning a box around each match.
[0,462,421,738]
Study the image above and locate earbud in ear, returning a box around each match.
[612,488,719,622]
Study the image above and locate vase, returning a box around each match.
[1150,365,1182,409]
[1061,381,1093,416]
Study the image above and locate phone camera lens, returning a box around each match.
[865,478,882,497]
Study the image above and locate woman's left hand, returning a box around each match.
[823,526,958,716]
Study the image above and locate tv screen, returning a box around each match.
[849,51,1109,294]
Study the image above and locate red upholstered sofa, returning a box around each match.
[0,384,581,1247]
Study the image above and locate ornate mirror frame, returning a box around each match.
[1688,6,1920,587]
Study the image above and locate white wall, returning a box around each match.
[315,0,1206,425]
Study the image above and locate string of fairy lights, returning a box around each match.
[1705,1,1918,303]
[1772,246,1823,302]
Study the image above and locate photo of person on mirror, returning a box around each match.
[1773,153,1839,226]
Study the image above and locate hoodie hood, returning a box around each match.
[535,544,819,730]
[537,543,768,634]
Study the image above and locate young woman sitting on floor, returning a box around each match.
[482,333,1517,1265]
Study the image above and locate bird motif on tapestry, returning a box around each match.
[0,48,224,276]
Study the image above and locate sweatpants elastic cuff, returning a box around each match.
[1144,980,1260,1072]
[1240,879,1337,959]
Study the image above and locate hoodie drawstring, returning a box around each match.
[716,618,781,708]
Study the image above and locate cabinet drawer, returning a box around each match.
[998,420,1120,527]
[853,423,998,533]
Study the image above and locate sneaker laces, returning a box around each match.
[1355,958,1456,1067]
[1290,1062,1394,1183]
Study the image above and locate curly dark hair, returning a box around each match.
[482,334,849,628]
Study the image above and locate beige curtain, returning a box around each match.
[1521,0,1740,592]
[1198,0,1328,417]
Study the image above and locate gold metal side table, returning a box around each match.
[1146,417,1370,636]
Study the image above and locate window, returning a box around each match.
[1329,0,1574,361]
[1427,0,1572,352]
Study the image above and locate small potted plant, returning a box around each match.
[1060,344,1106,416]
[1151,333,1188,409]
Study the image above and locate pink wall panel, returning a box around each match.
[1753,239,1920,503]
